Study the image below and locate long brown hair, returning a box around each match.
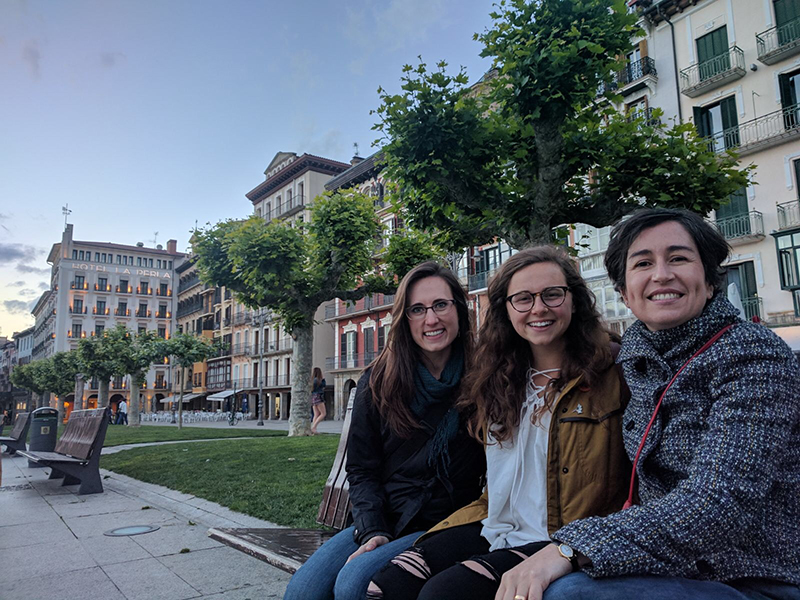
[311,366,323,387]
[459,246,612,443]
[369,261,474,437]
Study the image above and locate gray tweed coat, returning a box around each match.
[555,293,800,584]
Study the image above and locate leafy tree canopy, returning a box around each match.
[373,0,752,248]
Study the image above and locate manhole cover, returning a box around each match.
[104,525,161,537]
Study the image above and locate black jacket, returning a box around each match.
[346,369,485,546]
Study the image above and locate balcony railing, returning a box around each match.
[704,103,800,156]
[712,211,765,245]
[757,19,800,65]
[740,296,764,321]
[266,195,307,221]
[156,311,171,319]
[625,106,660,127]
[156,288,172,297]
[178,273,201,294]
[93,307,110,316]
[778,200,800,230]
[326,352,378,370]
[71,281,89,290]
[116,285,132,293]
[263,374,290,387]
[469,268,500,292]
[680,46,745,97]
[154,381,170,390]
[94,283,112,292]
[260,337,293,355]
[137,287,152,295]
[115,308,131,317]
[233,312,252,325]
[69,306,87,314]
[599,56,657,96]
[324,294,396,319]
[232,343,251,356]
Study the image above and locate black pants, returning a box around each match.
[369,522,549,600]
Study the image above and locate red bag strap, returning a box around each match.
[622,324,733,510]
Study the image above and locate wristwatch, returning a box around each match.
[554,542,581,572]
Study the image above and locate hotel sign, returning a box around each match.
[70,263,172,278]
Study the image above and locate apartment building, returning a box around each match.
[11,327,34,412]
[577,0,800,333]
[34,223,185,417]
[240,151,348,419]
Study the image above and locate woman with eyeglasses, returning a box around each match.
[283,261,485,600]
[367,246,630,600]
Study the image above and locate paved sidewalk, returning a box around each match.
[135,417,344,434]
[0,452,292,600]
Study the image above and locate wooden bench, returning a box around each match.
[0,412,31,456]
[208,390,355,573]
[17,408,109,495]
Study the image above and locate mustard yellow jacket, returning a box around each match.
[419,360,630,542]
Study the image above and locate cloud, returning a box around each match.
[9,281,25,287]
[38,282,49,290]
[22,39,41,78]
[16,263,49,274]
[0,243,40,265]
[3,300,30,315]
[99,51,126,69]
[19,288,37,297]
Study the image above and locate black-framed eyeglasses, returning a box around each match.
[506,287,570,312]
[405,299,457,320]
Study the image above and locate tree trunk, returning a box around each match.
[98,380,110,408]
[74,375,85,410]
[129,375,141,427]
[288,323,314,437]
[177,368,186,429]
[56,395,65,424]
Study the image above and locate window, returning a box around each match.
[123,256,128,265]
[723,262,760,320]
[363,327,375,361]
[79,250,84,260]
[118,301,128,316]
[120,279,129,293]
[138,303,148,317]
[98,277,107,290]
[167,261,172,269]
[101,253,106,262]
[137,257,142,266]
[71,323,82,338]
[96,300,106,315]
[378,325,390,352]
[574,223,611,256]
[159,283,168,296]
[696,26,730,81]
[776,0,800,45]
[157,259,162,269]
[779,69,800,129]
[116,254,121,264]
[777,230,800,289]
[694,96,739,151]
[72,250,78,259]
[158,326,166,339]
[138,326,146,334]
[140,280,149,294]
[94,252,99,262]
[75,275,85,288]
[73,298,83,313]
[715,188,750,238]
[95,324,105,336]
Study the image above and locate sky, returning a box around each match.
[0,0,495,338]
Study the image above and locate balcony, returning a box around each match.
[712,211,765,246]
[326,352,378,371]
[223,317,231,328]
[469,268,499,292]
[626,106,660,128]
[93,306,110,316]
[137,287,152,295]
[778,200,800,230]
[156,288,173,297]
[94,283,112,292]
[112,380,127,390]
[263,374,290,387]
[232,343,251,356]
[70,281,89,291]
[233,312,252,325]
[116,285,132,294]
[115,308,131,317]
[178,273,201,294]
[69,306,87,315]
[704,104,800,157]
[757,19,800,65]
[740,296,764,321]
[154,380,170,390]
[600,56,657,96]
[136,309,151,318]
[680,46,745,98]
[267,195,306,221]
[324,294,396,319]
[261,337,293,355]
[156,311,171,319]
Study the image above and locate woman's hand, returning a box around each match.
[346,535,390,564]
[495,543,572,600]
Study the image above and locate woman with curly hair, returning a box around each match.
[368,245,630,600]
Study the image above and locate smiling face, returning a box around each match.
[621,221,714,331]
[407,276,459,368]
[505,262,573,362]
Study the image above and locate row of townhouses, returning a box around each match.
[5,0,800,422]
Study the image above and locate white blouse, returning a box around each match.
[481,371,557,551]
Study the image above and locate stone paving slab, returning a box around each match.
[0,537,99,584]
[102,556,200,600]
[130,521,223,557]
[0,516,77,549]
[1,566,127,600]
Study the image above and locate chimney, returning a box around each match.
[167,239,177,254]
[350,155,364,166]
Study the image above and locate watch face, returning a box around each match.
[559,544,574,558]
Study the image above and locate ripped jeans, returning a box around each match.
[368,522,549,600]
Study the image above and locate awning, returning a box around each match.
[207,390,237,402]
[159,393,201,404]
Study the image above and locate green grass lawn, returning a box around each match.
[56,424,285,447]
[101,434,340,528]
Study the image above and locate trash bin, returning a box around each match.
[28,407,59,468]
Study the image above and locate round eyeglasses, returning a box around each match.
[506,287,570,312]
[405,299,457,320]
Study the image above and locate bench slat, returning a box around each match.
[7,412,30,441]
[18,451,86,464]
[316,392,355,529]
[55,409,105,460]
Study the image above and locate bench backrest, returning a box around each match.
[8,412,30,441]
[55,408,107,460]
[316,389,355,530]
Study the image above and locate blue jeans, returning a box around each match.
[283,526,424,600]
[544,572,800,600]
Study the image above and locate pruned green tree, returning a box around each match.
[43,352,83,423]
[10,361,48,411]
[162,332,218,429]
[115,331,167,427]
[193,189,437,436]
[76,325,132,409]
[373,0,752,248]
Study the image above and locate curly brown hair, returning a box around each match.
[459,246,613,444]
[369,261,474,437]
